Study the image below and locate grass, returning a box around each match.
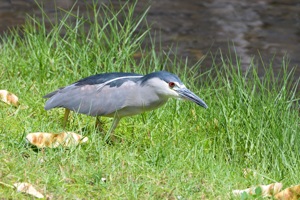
[0,1,299,199]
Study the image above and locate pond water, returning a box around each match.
[0,0,299,87]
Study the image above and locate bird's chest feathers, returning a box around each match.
[117,86,168,116]
[134,86,168,109]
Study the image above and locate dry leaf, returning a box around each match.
[0,90,19,106]
[26,131,88,148]
[233,182,283,197]
[275,184,300,200]
[14,182,44,199]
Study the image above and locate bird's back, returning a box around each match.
[43,72,143,116]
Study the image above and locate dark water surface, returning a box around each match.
[1,0,299,84]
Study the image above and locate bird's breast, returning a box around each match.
[109,87,168,117]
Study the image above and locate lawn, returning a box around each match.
[0,2,299,199]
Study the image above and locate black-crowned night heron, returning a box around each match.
[44,71,207,138]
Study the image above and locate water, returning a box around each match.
[0,0,299,83]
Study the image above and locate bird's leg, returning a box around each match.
[104,117,121,142]
[63,108,70,128]
[95,116,104,132]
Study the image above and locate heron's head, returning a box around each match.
[140,71,208,109]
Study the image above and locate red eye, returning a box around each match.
[169,82,175,88]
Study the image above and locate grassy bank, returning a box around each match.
[0,2,299,199]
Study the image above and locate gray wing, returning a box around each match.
[44,80,139,117]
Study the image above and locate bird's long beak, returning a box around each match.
[176,87,208,109]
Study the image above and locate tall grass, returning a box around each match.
[0,1,299,199]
